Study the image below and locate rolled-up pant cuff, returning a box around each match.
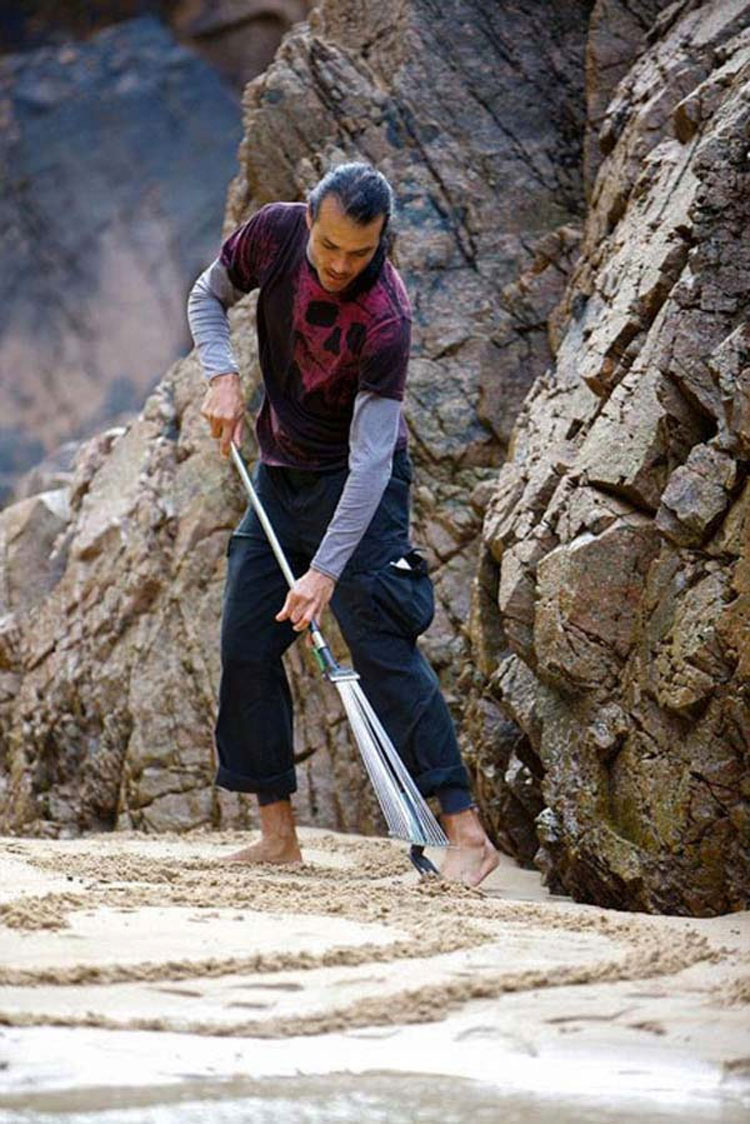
[414,764,471,798]
[436,784,475,816]
[215,762,297,797]
[258,789,292,806]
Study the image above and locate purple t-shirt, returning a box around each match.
[220,202,411,471]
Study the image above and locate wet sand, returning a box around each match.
[0,828,747,1118]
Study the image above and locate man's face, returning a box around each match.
[306,194,385,293]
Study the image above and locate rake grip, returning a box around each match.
[309,624,339,676]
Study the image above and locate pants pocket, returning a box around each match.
[370,550,435,640]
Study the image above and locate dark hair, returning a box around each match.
[307,162,395,294]
[308,162,394,230]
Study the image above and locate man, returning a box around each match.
[188,162,498,886]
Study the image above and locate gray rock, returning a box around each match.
[0,489,70,615]
[656,442,738,545]
[534,517,660,692]
[0,18,241,497]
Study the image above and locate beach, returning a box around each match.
[0,829,747,1121]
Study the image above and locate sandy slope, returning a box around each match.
[0,828,747,1117]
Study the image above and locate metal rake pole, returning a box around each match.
[229,442,447,873]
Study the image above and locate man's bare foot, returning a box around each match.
[224,837,302,864]
[224,798,302,865]
[440,807,499,888]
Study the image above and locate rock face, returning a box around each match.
[0,0,592,839]
[175,0,311,91]
[3,0,746,918]
[472,0,750,915]
[0,17,242,501]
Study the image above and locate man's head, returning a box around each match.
[306,162,394,294]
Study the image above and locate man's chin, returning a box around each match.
[322,274,351,292]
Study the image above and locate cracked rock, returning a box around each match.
[467,0,750,915]
[656,442,738,546]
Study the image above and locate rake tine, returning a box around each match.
[337,678,447,847]
[347,682,448,846]
[409,845,441,878]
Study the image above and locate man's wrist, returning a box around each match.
[207,370,240,384]
[310,564,338,585]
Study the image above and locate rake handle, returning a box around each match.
[230,442,296,588]
[229,442,338,676]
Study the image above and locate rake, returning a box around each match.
[230,442,448,876]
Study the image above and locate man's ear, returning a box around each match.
[305,204,313,232]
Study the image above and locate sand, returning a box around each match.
[0,828,748,1118]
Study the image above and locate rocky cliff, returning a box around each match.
[1,0,747,917]
[469,0,750,915]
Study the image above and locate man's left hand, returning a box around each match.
[276,569,336,632]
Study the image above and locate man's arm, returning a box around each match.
[187,259,243,376]
[275,392,401,631]
[187,259,246,455]
[312,392,401,579]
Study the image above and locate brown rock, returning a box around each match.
[489,654,543,754]
[534,517,660,692]
[0,491,70,615]
[656,442,738,545]
[478,225,583,449]
[469,0,750,914]
[583,1,669,195]
[578,353,704,513]
[174,1,310,91]
[650,567,734,715]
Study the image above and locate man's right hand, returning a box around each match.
[200,372,245,457]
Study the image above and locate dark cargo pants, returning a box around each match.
[215,450,471,807]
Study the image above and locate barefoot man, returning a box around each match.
[188,162,498,886]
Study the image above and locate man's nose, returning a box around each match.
[331,254,348,274]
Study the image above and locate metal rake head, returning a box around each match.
[334,677,448,848]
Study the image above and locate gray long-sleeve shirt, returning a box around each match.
[187,259,402,580]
